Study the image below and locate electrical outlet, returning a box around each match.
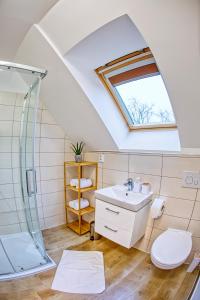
[182,171,200,188]
[98,153,104,163]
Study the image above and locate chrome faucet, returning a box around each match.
[124,178,134,191]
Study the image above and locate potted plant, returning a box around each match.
[71,141,85,162]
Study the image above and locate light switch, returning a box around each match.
[182,171,200,188]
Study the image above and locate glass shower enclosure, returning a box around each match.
[0,62,55,280]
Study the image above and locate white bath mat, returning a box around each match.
[51,250,105,294]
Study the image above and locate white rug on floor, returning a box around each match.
[51,250,105,294]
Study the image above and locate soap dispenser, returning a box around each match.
[133,177,142,193]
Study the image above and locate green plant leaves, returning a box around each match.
[71,141,85,155]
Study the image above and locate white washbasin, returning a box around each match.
[95,185,153,211]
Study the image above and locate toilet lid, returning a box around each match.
[151,228,192,265]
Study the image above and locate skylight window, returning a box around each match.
[95,48,176,129]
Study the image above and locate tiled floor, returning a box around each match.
[0,225,198,300]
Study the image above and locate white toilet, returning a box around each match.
[151,228,192,270]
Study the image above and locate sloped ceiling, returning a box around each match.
[13,0,200,151]
[0,0,58,60]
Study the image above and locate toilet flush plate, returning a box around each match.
[182,171,200,188]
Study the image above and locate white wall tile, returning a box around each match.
[40,153,64,167]
[41,110,56,124]
[40,138,64,153]
[192,237,200,251]
[196,190,200,202]
[104,153,128,171]
[41,179,63,194]
[14,107,41,123]
[0,198,16,212]
[11,153,20,168]
[39,218,45,230]
[163,196,194,219]
[40,166,63,181]
[146,213,154,228]
[0,224,21,235]
[43,203,64,218]
[24,122,41,138]
[15,197,25,211]
[13,183,22,198]
[84,152,98,161]
[44,213,66,229]
[0,211,19,225]
[11,137,19,153]
[64,152,75,162]
[0,121,13,136]
[143,226,152,240]
[0,153,11,168]
[134,237,149,252]
[0,92,16,106]
[42,191,64,207]
[0,105,14,120]
[154,214,189,231]
[15,137,40,154]
[129,154,162,176]
[17,210,26,223]
[36,194,42,208]
[0,184,14,199]
[37,207,44,219]
[160,177,197,200]
[188,220,200,237]
[192,201,200,220]
[0,137,12,152]
[103,168,128,186]
[149,228,164,241]
[0,169,13,184]
[12,121,21,137]
[162,156,200,178]
[41,124,65,138]
[15,93,24,106]
[13,106,23,121]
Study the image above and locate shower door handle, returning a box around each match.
[26,169,37,197]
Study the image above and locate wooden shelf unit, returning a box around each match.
[64,161,98,235]
[67,220,91,235]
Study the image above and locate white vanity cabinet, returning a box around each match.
[95,199,151,248]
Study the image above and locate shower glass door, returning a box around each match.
[20,77,46,259]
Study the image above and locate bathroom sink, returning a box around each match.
[95,185,153,211]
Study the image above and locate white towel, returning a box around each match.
[70,178,78,186]
[70,178,92,188]
[76,178,92,189]
[51,250,105,294]
[69,198,89,210]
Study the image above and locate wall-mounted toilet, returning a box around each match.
[151,228,192,269]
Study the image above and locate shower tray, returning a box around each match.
[0,231,55,281]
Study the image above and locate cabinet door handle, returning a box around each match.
[105,207,120,214]
[104,225,118,233]
[26,168,37,197]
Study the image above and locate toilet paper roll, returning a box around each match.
[151,197,165,219]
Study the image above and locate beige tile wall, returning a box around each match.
[84,151,200,260]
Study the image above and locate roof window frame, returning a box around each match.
[95,47,176,130]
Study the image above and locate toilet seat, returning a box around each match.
[151,228,192,269]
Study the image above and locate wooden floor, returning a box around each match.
[0,225,198,300]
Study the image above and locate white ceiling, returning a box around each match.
[0,0,58,60]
